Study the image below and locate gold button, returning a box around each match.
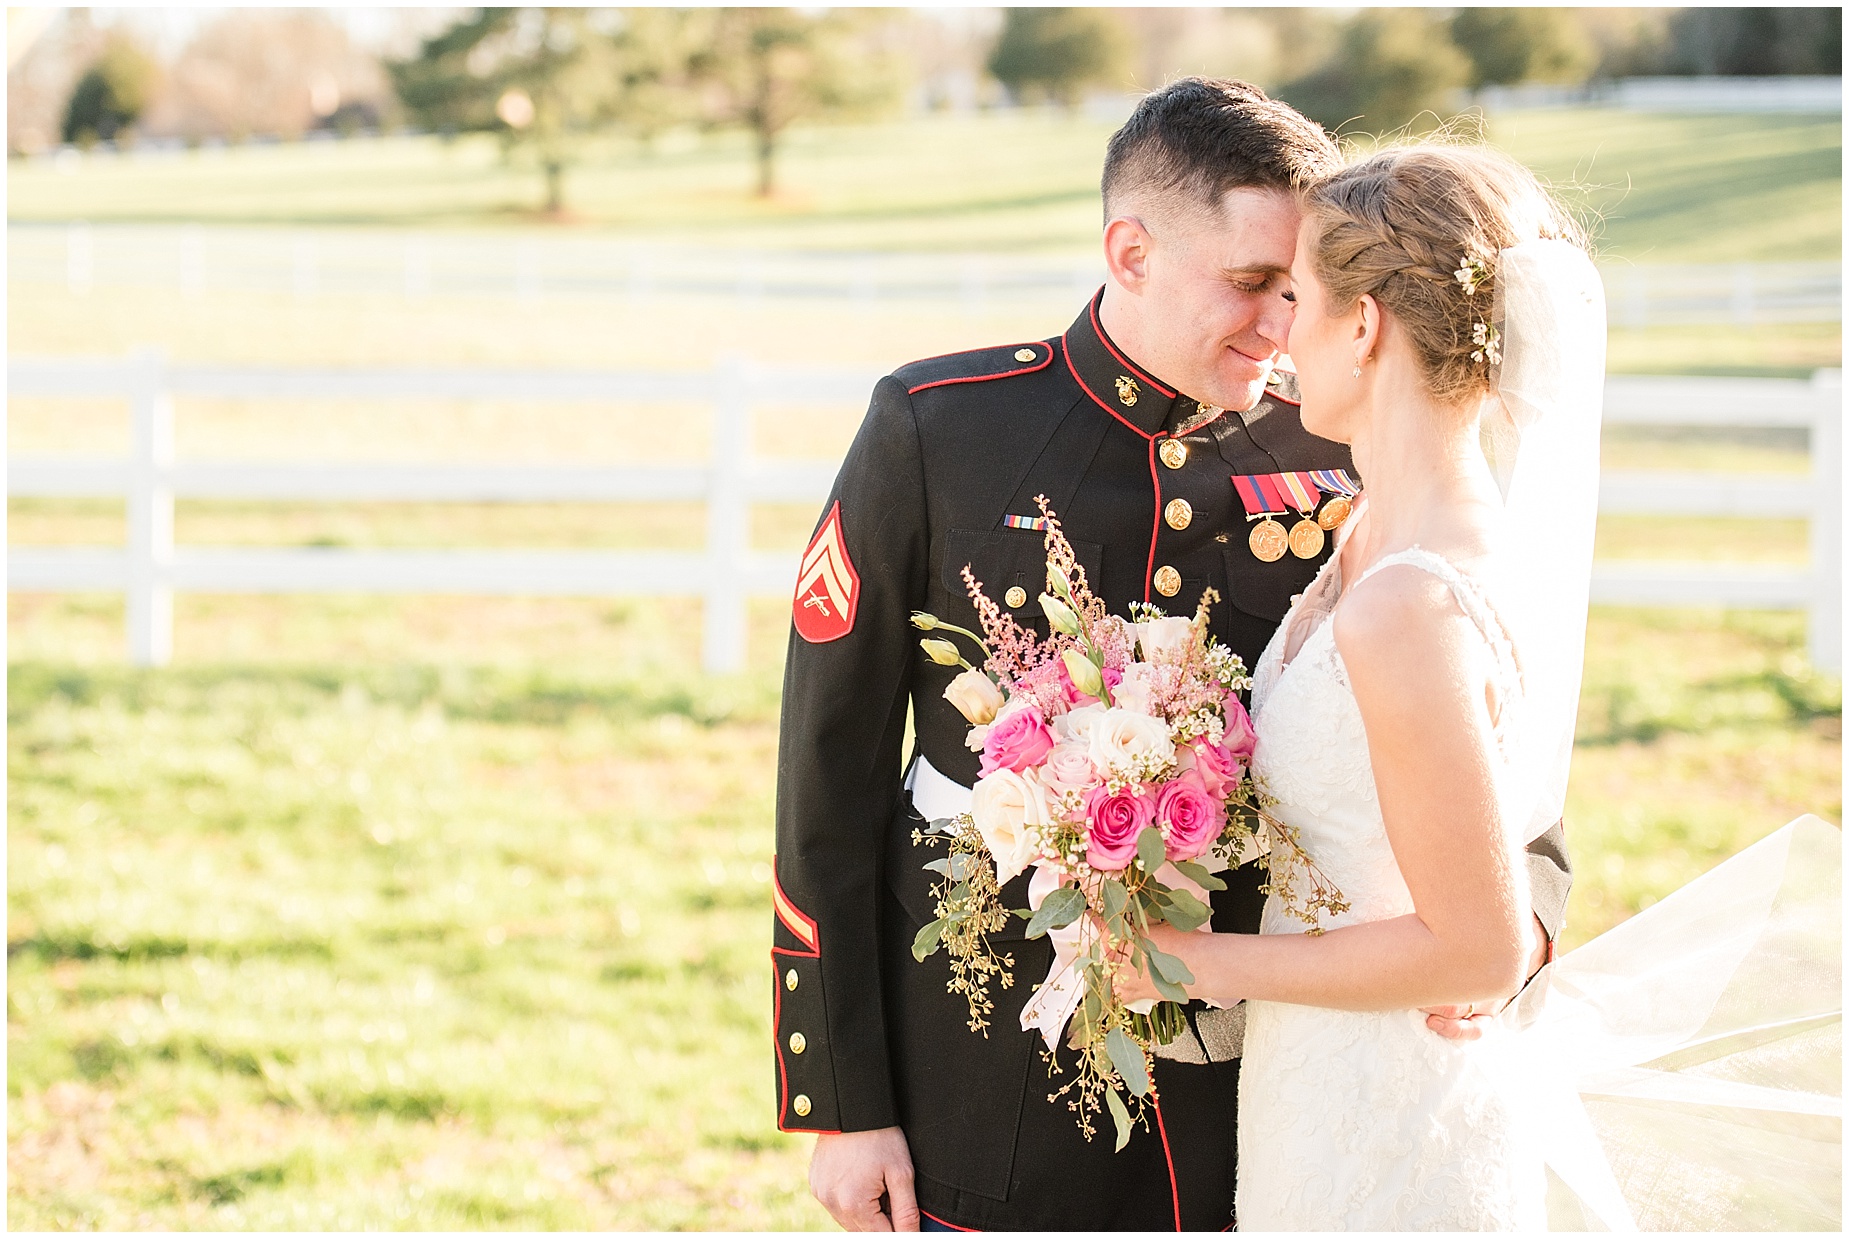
[1266,370,1282,386]
[784,969,799,991]
[1004,586,1027,608]
[789,1032,807,1054]
[792,1094,812,1118]
[1159,440,1188,470]
[1154,566,1181,597]
[1014,348,1037,363]
[1165,499,1193,530]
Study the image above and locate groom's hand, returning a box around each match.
[810,1126,920,1232]
[1423,913,1550,1040]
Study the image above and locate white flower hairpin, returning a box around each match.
[1454,253,1501,366]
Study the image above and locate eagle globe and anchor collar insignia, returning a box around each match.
[793,501,860,643]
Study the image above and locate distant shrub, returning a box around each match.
[61,35,160,147]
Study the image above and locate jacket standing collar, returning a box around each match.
[1063,288,1214,438]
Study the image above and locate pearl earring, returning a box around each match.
[1352,364,1362,378]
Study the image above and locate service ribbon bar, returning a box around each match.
[1276,471,1321,514]
[1232,473,1288,518]
[1003,514,1050,531]
[1309,468,1360,498]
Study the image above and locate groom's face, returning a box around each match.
[1127,188,1302,413]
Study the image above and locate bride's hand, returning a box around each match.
[1111,923,1200,1006]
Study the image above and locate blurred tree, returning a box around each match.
[1276,9,1471,133]
[390,8,698,214]
[986,7,1132,108]
[1450,8,1595,88]
[1663,7,1842,76]
[61,33,160,146]
[689,8,904,198]
[139,10,390,145]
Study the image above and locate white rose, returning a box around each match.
[943,667,1005,725]
[1040,741,1098,796]
[1087,707,1176,780]
[969,768,1051,884]
[1136,616,1196,665]
[1111,663,1159,715]
[1054,703,1108,745]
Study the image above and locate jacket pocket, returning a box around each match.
[1221,540,1324,623]
[940,528,1104,620]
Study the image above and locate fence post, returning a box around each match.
[1808,369,1841,672]
[704,356,751,674]
[127,347,175,667]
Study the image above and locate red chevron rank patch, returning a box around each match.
[793,502,860,643]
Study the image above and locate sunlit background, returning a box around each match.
[7,6,1841,1229]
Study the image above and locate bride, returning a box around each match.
[1122,143,1603,1229]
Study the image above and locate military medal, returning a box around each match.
[1232,473,1294,563]
[1288,519,1325,559]
[1309,469,1362,531]
[1248,518,1289,562]
[1275,471,1327,560]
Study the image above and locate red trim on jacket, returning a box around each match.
[1151,1091,1182,1231]
[920,1210,979,1231]
[1062,329,1166,604]
[1088,296,1177,398]
[1143,439,1161,607]
[904,344,1053,394]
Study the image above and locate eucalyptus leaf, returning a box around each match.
[1145,944,1196,986]
[926,817,960,835]
[1159,887,1211,932]
[1136,827,1167,874]
[1024,885,1086,940]
[1105,1027,1151,1098]
[1149,970,1189,1005]
[911,918,947,961]
[1101,878,1128,921]
[1106,1086,1134,1152]
[922,857,952,876]
[1172,860,1227,892]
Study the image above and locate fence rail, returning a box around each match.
[8,356,1841,672]
[14,224,1842,327]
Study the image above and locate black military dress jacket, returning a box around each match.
[772,291,1573,1231]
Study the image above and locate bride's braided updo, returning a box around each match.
[1302,145,1585,405]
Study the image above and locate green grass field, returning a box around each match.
[7,100,1842,1230]
[6,598,1839,1230]
[9,108,1842,263]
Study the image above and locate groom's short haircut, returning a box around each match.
[1102,78,1340,226]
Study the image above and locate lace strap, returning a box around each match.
[1355,547,1520,683]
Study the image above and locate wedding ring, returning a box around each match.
[1463,1003,1475,1019]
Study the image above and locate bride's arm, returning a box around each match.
[1149,568,1535,1011]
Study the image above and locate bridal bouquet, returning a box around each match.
[909,497,1345,1150]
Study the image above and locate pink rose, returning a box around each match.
[1084,784,1155,872]
[1157,773,1223,862]
[1222,694,1257,762]
[979,707,1055,778]
[1187,740,1244,800]
[1041,742,1098,796]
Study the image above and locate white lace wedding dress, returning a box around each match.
[1234,539,1547,1231]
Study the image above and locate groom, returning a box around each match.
[773,79,1572,1231]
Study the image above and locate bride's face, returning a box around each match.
[1284,221,1366,444]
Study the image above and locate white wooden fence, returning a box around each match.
[16,224,1842,327]
[8,356,1842,673]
